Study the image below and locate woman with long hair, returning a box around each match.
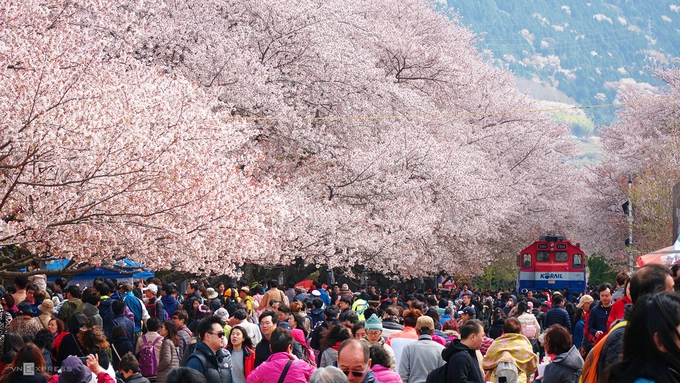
[109,326,133,372]
[77,326,112,375]
[442,319,460,341]
[291,328,315,366]
[289,302,311,334]
[516,301,540,347]
[156,321,180,383]
[489,307,506,339]
[287,312,309,338]
[319,324,352,367]
[56,312,88,366]
[572,307,585,350]
[227,325,255,383]
[603,292,680,383]
[0,343,49,383]
[0,335,23,375]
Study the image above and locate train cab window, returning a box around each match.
[536,251,550,262]
[555,251,569,262]
[573,253,583,268]
[522,253,532,268]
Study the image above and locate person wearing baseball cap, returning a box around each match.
[398,316,445,383]
[238,286,256,319]
[143,283,165,322]
[457,306,476,325]
[576,294,594,310]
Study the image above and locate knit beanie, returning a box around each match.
[365,314,383,331]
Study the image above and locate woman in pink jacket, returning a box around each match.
[370,345,403,383]
[246,328,316,383]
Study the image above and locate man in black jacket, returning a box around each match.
[185,316,233,383]
[442,319,485,383]
[544,295,572,333]
[254,308,305,368]
[588,283,613,343]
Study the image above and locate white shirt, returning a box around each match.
[238,319,262,346]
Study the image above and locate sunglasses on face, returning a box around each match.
[209,331,225,338]
[341,364,369,377]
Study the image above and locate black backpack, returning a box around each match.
[225,288,239,315]
[426,363,447,383]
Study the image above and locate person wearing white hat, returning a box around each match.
[144,283,166,323]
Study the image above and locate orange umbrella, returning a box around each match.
[637,244,680,266]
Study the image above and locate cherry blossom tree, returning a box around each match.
[587,63,680,261]
[2,0,588,278]
[0,0,282,276]
[111,0,583,277]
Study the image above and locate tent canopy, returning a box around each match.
[45,259,153,286]
[637,238,680,267]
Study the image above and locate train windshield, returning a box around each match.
[555,251,569,262]
[522,253,532,268]
[536,251,550,262]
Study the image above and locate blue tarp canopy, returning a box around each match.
[45,259,153,286]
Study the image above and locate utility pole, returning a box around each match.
[626,177,634,273]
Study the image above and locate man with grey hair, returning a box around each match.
[310,367,349,383]
[337,339,374,383]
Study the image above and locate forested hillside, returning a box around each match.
[444,0,680,127]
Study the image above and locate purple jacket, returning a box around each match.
[247,352,315,383]
[372,365,403,383]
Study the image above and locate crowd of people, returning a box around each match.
[0,262,677,383]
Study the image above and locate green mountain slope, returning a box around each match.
[444,0,680,126]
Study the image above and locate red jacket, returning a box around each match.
[53,331,69,354]
[583,311,592,341]
[606,295,631,329]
